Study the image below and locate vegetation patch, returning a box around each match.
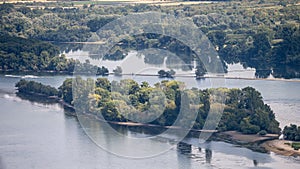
[292,142,300,150]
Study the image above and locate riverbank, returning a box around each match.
[104,121,217,133]
[214,131,279,153]
[262,140,300,157]
[214,131,300,157]
[216,131,279,144]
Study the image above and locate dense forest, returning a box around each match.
[16,78,281,135]
[0,34,109,75]
[0,0,299,78]
[0,34,70,71]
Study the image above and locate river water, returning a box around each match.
[0,72,299,169]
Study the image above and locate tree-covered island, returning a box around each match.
[15,78,281,136]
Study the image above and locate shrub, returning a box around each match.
[258,130,267,136]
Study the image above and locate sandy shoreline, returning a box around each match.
[218,131,279,143]
[262,140,300,157]
[215,131,300,157]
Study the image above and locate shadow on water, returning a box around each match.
[15,92,76,117]
[16,92,58,105]
[109,124,169,137]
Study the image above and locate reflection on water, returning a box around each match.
[62,45,300,79]
[205,149,212,164]
[253,159,258,167]
[16,93,58,105]
[177,142,212,164]
[177,142,192,154]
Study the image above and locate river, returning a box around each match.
[0,71,300,168]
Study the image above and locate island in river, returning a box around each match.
[14,78,300,157]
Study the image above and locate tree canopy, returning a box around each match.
[55,78,281,134]
[283,124,300,141]
[15,79,58,96]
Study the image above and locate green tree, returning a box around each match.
[15,79,58,97]
[158,70,166,78]
[195,65,206,78]
[58,78,73,105]
[95,78,111,91]
[283,124,300,141]
[240,117,260,134]
[101,101,122,122]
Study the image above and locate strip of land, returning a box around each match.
[107,121,217,133]
[219,131,278,143]
[219,131,300,157]
[0,0,214,6]
[262,140,300,156]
